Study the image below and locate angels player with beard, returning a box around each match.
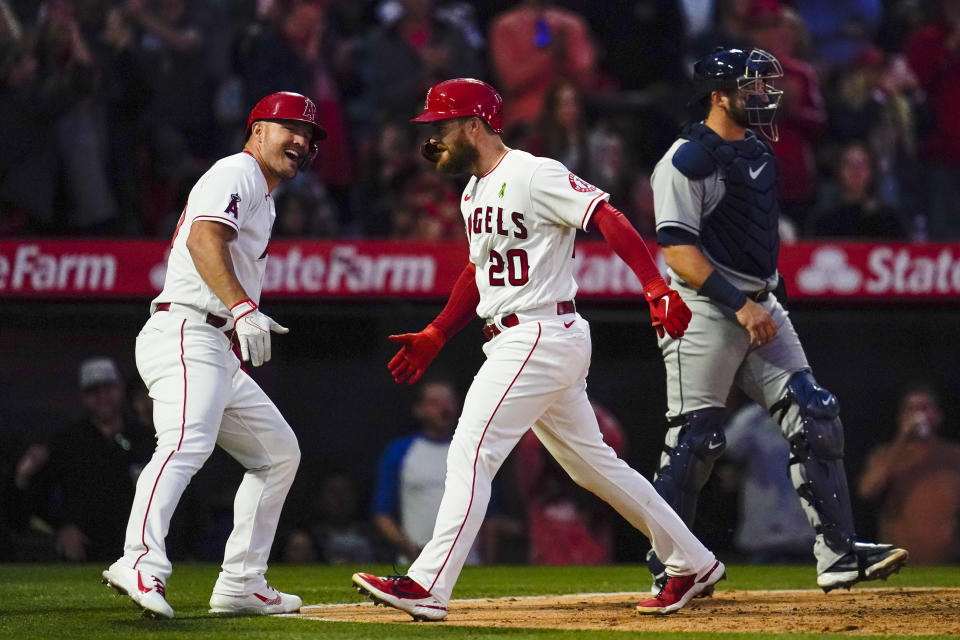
[352,78,725,619]
[101,92,325,619]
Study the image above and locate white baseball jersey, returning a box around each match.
[116,150,297,598]
[153,151,275,316]
[462,150,609,319]
[406,148,717,607]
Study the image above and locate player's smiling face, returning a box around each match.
[431,118,479,176]
[258,120,313,180]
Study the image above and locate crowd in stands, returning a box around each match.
[1,0,958,240]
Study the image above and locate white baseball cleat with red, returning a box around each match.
[209,585,302,614]
[101,562,174,620]
[351,573,447,621]
[636,560,726,615]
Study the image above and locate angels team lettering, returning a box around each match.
[469,207,527,239]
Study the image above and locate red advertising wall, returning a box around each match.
[1,239,959,301]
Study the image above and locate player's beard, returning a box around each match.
[437,137,479,176]
[724,98,750,129]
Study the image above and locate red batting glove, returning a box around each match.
[387,324,446,384]
[644,279,692,339]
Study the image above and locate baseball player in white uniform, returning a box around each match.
[352,78,725,619]
[101,92,325,619]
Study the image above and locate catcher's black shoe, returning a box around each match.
[817,543,909,593]
[646,549,668,595]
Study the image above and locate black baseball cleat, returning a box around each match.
[646,549,668,595]
[817,542,909,593]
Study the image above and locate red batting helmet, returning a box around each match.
[245,92,327,167]
[411,78,504,134]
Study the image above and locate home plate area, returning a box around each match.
[298,588,960,635]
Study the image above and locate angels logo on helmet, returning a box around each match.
[302,98,317,122]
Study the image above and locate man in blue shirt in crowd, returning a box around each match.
[372,380,490,565]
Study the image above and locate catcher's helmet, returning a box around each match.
[411,78,504,134]
[691,47,783,141]
[246,92,327,167]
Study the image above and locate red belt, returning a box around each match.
[482,300,575,341]
[155,303,231,333]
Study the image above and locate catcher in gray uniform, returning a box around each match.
[644,47,909,594]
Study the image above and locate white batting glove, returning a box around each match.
[230,299,289,367]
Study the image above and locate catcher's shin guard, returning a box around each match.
[652,407,727,526]
[771,371,856,556]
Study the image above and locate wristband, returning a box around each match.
[643,278,670,301]
[230,298,257,320]
[698,271,748,311]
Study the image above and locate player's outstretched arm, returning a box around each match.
[590,202,691,338]
[388,263,479,384]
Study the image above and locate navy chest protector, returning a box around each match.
[673,123,780,279]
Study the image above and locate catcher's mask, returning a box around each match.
[246,92,327,169]
[692,47,783,141]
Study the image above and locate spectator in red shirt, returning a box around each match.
[489,0,599,139]
[747,1,827,230]
[904,0,960,238]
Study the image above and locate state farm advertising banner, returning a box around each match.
[1,240,959,302]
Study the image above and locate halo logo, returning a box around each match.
[796,246,861,294]
[568,173,597,192]
[302,98,317,121]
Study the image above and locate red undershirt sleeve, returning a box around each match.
[430,262,480,340]
[589,201,664,289]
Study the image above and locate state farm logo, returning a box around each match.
[0,244,117,292]
[261,246,436,293]
[794,245,960,296]
[864,246,960,294]
[796,246,861,294]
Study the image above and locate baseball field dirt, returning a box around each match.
[300,587,960,635]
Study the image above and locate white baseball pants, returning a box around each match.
[116,307,299,594]
[408,313,715,604]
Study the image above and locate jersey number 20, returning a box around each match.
[488,249,529,286]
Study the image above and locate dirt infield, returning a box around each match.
[300,588,960,635]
